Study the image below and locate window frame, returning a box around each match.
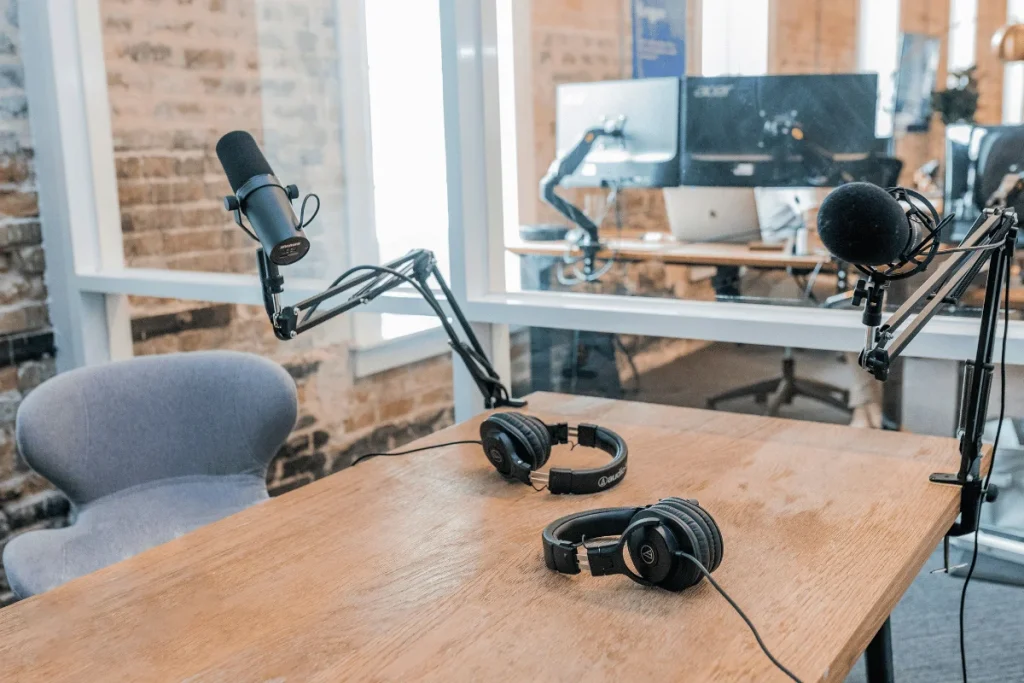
[25,0,1024,426]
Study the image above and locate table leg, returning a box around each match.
[865,617,894,683]
[712,266,741,297]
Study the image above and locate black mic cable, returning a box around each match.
[958,261,1010,683]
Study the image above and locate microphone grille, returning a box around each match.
[216,131,275,193]
[818,182,911,267]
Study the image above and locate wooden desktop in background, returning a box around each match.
[0,393,966,682]
[507,236,833,271]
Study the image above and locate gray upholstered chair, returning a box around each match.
[2,351,297,598]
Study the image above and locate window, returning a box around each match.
[858,0,901,139]
[363,0,449,342]
[334,0,450,348]
[1005,0,1024,123]
[948,0,979,75]
[700,0,769,77]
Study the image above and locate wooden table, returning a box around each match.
[508,236,833,270]
[0,393,966,682]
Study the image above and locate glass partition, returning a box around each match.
[494,0,1024,326]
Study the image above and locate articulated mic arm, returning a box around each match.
[257,248,524,411]
[854,206,1019,536]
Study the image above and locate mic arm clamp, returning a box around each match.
[851,207,1018,536]
[256,248,524,411]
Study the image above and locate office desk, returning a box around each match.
[507,236,833,271]
[0,393,966,682]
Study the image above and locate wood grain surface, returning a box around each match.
[507,237,833,270]
[0,393,965,682]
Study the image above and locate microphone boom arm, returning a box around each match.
[855,207,1018,537]
[257,248,524,411]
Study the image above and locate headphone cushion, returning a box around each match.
[627,506,706,590]
[652,503,712,571]
[658,498,723,572]
[485,412,551,469]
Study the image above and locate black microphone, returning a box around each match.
[216,131,310,266]
[817,182,919,266]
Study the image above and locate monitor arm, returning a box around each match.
[853,207,1019,537]
[540,117,626,274]
[256,248,524,411]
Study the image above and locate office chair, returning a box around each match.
[706,158,903,418]
[2,351,297,598]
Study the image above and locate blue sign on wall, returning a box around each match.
[632,0,687,78]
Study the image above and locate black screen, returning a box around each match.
[685,74,878,156]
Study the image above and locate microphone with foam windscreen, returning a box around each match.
[816,182,920,267]
[216,131,310,265]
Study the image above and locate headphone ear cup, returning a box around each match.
[516,414,553,468]
[628,504,713,591]
[657,498,723,572]
[624,509,681,587]
[481,412,551,470]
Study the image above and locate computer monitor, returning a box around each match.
[894,33,941,133]
[554,77,682,188]
[680,74,882,187]
[945,123,1024,243]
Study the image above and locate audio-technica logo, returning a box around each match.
[693,84,734,99]
[639,544,658,565]
[487,448,504,465]
[597,466,626,488]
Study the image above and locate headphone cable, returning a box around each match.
[351,440,483,467]
[678,551,804,683]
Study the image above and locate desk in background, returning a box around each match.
[509,236,833,280]
[0,393,967,682]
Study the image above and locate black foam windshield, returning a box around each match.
[817,183,911,266]
[216,131,275,193]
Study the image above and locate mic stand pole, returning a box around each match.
[853,207,1018,537]
[257,248,524,411]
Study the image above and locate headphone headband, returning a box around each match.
[535,423,628,494]
[542,506,640,574]
[480,413,628,495]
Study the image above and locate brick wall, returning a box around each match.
[975,0,1009,125]
[767,0,859,74]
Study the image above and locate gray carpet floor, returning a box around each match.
[627,344,1024,683]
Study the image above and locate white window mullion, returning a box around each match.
[701,0,768,76]
[948,0,979,75]
[858,0,901,139]
[21,0,132,371]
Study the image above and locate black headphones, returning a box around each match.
[542,498,723,591]
[479,412,627,495]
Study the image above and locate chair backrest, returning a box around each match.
[16,351,297,505]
